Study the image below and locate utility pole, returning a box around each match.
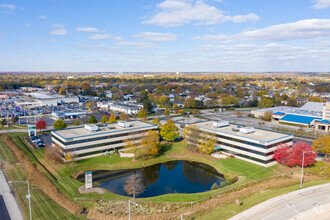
[300,151,315,188]
[9,181,32,220]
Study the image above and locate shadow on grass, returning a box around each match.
[158,143,174,156]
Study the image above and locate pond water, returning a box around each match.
[77,160,226,198]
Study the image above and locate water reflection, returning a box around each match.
[77,160,226,198]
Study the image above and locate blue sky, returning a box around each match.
[1,0,330,72]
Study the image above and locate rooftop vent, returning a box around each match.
[213,121,229,128]
[84,124,98,132]
[240,127,255,134]
[118,121,132,128]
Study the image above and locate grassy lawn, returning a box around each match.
[0,134,83,220]
[196,179,330,220]
[0,124,27,130]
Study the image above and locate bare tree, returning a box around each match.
[124,173,145,199]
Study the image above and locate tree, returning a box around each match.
[74,120,80,126]
[192,109,201,116]
[184,98,196,108]
[11,115,18,123]
[86,102,95,109]
[183,125,200,152]
[308,97,323,102]
[141,130,160,156]
[120,112,128,121]
[262,111,273,121]
[235,111,242,117]
[198,133,216,154]
[286,97,297,107]
[108,113,117,123]
[0,119,7,126]
[36,120,47,131]
[44,145,62,164]
[53,119,67,130]
[124,137,139,160]
[64,152,76,164]
[164,108,170,118]
[312,135,329,158]
[124,173,145,199]
[160,120,179,141]
[100,115,108,124]
[258,97,275,108]
[59,87,67,95]
[273,142,316,167]
[137,108,148,121]
[88,115,98,124]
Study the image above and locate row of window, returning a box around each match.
[221,149,276,164]
[53,129,155,145]
[217,141,274,157]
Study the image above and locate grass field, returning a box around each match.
[0,134,83,220]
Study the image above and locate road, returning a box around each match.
[230,183,330,220]
[0,195,10,220]
[0,169,24,220]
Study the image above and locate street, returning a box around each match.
[0,195,10,220]
[230,183,330,220]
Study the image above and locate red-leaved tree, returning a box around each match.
[36,120,47,131]
[273,142,316,167]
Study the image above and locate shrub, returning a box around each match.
[211,183,218,190]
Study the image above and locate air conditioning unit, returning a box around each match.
[240,127,255,134]
[85,124,98,132]
[213,121,229,128]
[118,121,132,128]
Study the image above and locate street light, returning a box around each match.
[300,151,315,188]
[8,180,32,220]
[128,200,138,220]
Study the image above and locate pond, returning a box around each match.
[77,160,226,198]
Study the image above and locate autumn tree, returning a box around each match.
[53,119,67,130]
[59,87,68,95]
[141,130,160,157]
[124,137,139,160]
[74,120,80,126]
[312,135,329,158]
[120,112,128,121]
[100,115,108,124]
[235,111,242,117]
[199,133,216,154]
[164,108,170,119]
[184,98,196,108]
[151,118,162,127]
[160,120,179,141]
[258,97,275,108]
[183,125,200,152]
[86,102,95,110]
[137,108,148,121]
[262,111,273,121]
[88,115,98,124]
[108,113,117,123]
[44,145,62,164]
[124,173,145,199]
[192,109,201,116]
[11,115,18,123]
[36,120,47,131]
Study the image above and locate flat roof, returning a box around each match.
[280,114,322,124]
[52,120,157,140]
[192,121,292,143]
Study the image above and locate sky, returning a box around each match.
[1,0,330,72]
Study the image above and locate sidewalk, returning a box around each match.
[0,168,24,220]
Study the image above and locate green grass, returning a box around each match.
[0,133,83,220]
[196,179,330,220]
[0,124,27,130]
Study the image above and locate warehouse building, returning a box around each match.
[51,120,158,161]
[186,121,293,167]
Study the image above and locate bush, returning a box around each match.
[211,183,218,190]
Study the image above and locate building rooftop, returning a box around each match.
[193,121,291,143]
[280,114,322,124]
[317,120,330,124]
[52,120,157,140]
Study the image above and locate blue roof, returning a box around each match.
[280,114,322,124]
[273,112,285,115]
[317,120,330,124]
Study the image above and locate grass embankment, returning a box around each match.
[0,135,83,220]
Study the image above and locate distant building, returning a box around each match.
[187,121,292,167]
[51,120,158,161]
[25,92,79,106]
[315,100,330,133]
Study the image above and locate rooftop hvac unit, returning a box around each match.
[84,124,98,132]
[240,127,255,134]
[118,121,132,128]
[213,121,229,128]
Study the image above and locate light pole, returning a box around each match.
[128,200,138,220]
[9,180,32,220]
[300,151,315,188]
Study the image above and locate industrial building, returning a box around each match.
[187,121,293,167]
[51,120,158,161]
[315,100,330,133]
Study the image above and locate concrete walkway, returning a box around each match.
[0,169,24,220]
[230,183,330,220]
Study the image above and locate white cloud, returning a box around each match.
[134,32,177,41]
[196,19,330,43]
[76,27,99,32]
[50,29,67,35]
[88,34,122,40]
[313,0,330,9]
[38,15,47,19]
[74,42,105,49]
[143,0,259,27]
[24,24,32,27]
[115,41,158,48]
[52,24,65,28]
[0,4,16,10]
